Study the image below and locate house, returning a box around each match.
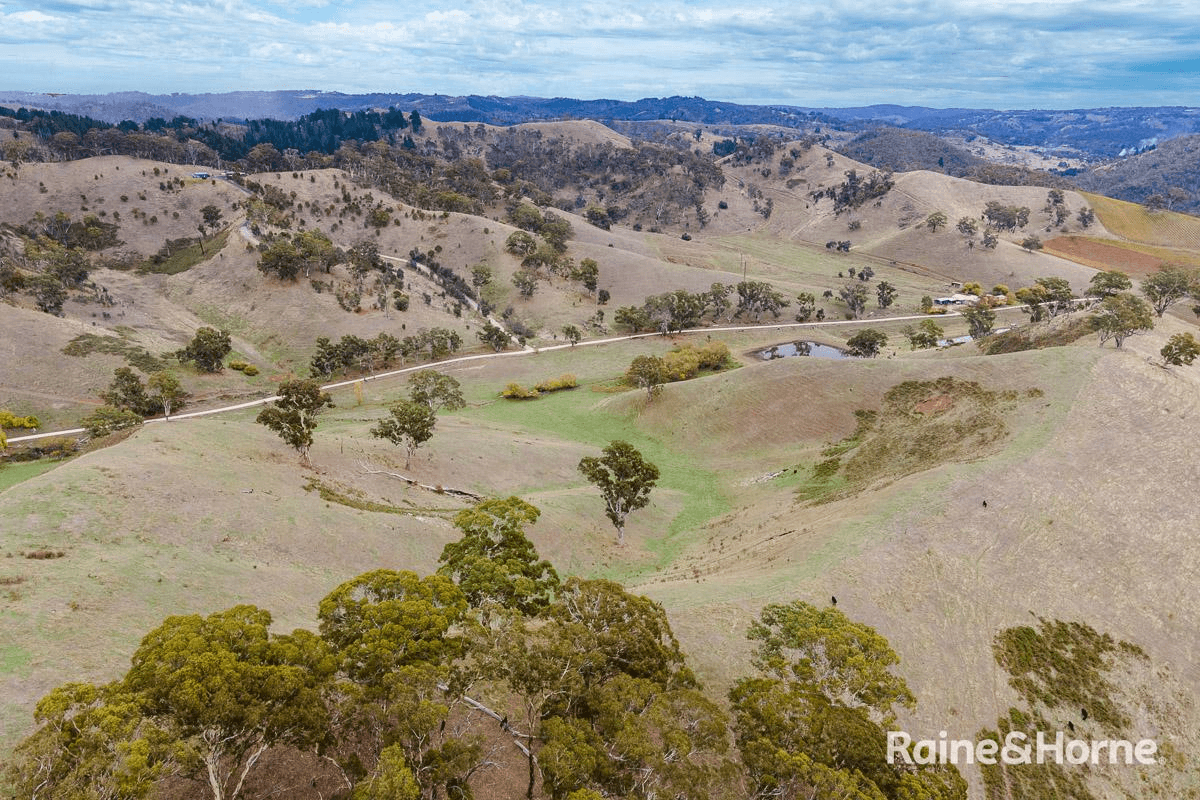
[191,172,210,179]
[933,294,980,306]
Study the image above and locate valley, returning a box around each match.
[3,108,1200,800]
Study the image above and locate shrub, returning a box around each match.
[500,382,540,399]
[81,406,142,437]
[24,550,66,560]
[6,436,76,461]
[533,374,578,393]
[694,340,731,370]
[1161,332,1200,366]
[662,348,701,381]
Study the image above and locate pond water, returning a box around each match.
[757,341,852,360]
[935,328,1010,347]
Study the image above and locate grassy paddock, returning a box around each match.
[0,460,65,494]
[465,379,730,578]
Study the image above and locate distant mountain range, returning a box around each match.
[3,90,1200,160]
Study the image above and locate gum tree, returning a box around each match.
[1093,293,1153,348]
[255,379,334,465]
[438,497,560,615]
[371,398,436,468]
[578,441,660,544]
[1141,263,1198,317]
[408,370,465,413]
[177,327,232,372]
[146,371,187,419]
[124,606,333,800]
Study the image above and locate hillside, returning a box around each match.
[5,318,1200,798]
[6,90,1200,161]
[1074,134,1200,214]
[5,117,1200,799]
[837,127,987,174]
[0,121,1157,430]
[837,127,1078,190]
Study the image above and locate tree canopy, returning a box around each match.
[1092,293,1154,348]
[125,605,333,800]
[318,570,467,683]
[625,355,667,401]
[1086,270,1132,299]
[735,280,790,321]
[408,370,465,413]
[438,497,560,616]
[1162,332,1200,366]
[176,327,232,372]
[730,601,962,800]
[839,282,869,319]
[255,378,334,464]
[10,516,964,800]
[371,399,437,468]
[1140,263,1198,317]
[578,440,660,544]
[846,329,888,358]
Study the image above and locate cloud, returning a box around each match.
[1,0,1198,107]
[9,9,60,21]
[0,7,69,44]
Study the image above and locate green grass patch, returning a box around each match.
[820,409,876,458]
[0,459,64,493]
[0,644,32,676]
[466,384,729,579]
[793,410,877,502]
[708,232,877,281]
[137,228,231,275]
[61,329,168,372]
[794,463,852,503]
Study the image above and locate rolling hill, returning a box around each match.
[4,115,1200,799]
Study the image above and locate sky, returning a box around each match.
[2,0,1199,109]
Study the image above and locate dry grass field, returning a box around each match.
[2,148,970,432]
[5,134,1200,797]
[6,318,1200,798]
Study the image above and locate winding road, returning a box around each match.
[6,300,1089,445]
